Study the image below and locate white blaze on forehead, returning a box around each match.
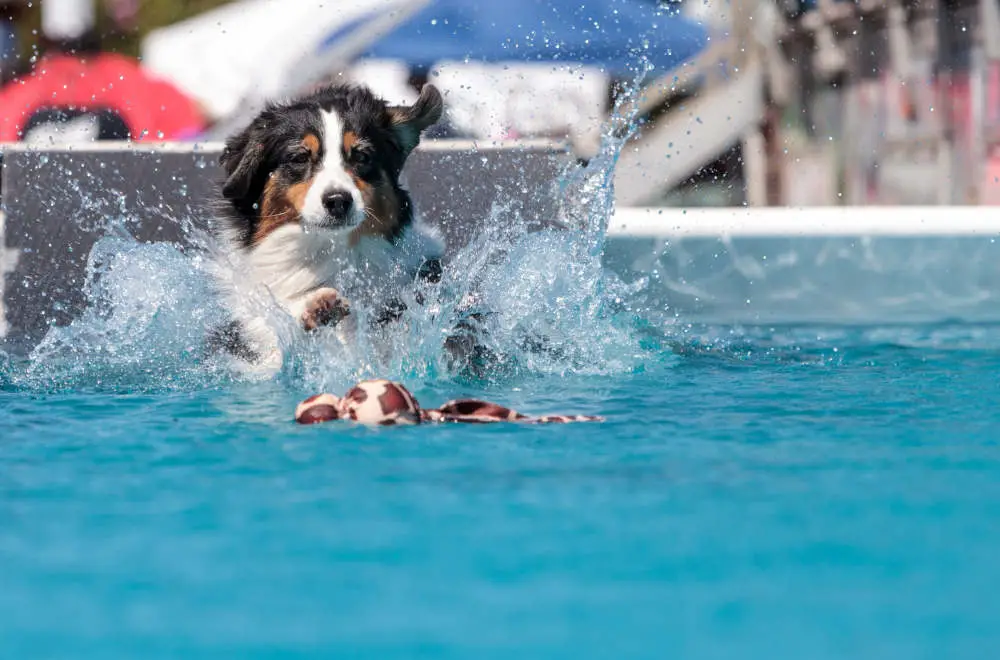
[300,109,365,229]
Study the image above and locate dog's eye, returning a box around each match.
[287,151,311,165]
[351,150,372,168]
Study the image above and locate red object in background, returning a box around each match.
[938,73,972,138]
[982,63,1000,205]
[0,52,205,142]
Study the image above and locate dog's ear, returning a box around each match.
[220,124,266,201]
[388,84,444,156]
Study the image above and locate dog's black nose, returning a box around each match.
[322,190,353,220]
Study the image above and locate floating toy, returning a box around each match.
[295,379,603,427]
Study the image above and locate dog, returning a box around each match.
[206,82,447,371]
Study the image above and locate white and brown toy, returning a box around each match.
[295,379,603,427]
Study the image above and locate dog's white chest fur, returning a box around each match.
[217,220,443,371]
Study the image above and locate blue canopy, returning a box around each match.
[321,0,708,76]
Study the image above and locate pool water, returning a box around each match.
[2,322,1000,658]
[3,98,998,657]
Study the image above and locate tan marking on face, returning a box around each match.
[348,171,401,244]
[342,131,359,153]
[302,133,321,159]
[255,176,313,244]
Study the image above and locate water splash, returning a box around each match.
[9,229,231,393]
[3,74,657,395]
[285,69,656,393]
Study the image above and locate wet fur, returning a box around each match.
[207,83,445,372]
[217,84,438,247]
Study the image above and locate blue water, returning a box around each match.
[3,89,999,657]
[2,323,1000,657]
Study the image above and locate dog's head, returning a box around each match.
[219,83,443,248]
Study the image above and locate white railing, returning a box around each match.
[608,206,1000,238]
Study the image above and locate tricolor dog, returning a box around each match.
[209,83,446,370]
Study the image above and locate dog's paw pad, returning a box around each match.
[302,289,351,331]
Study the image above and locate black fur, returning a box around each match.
[205,320,260,363]
[207,83,449,368]
[216,83,441,249]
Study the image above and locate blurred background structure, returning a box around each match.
[0,0,998,207]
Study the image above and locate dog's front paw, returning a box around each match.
[301,288,351,332]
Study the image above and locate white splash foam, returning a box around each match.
[11,72,657,394]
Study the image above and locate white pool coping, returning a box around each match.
[607,206,1000,238]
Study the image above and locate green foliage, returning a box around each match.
[134,0,236,40]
